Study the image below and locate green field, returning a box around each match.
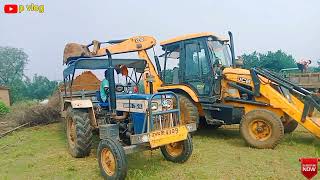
[0,123,319,179]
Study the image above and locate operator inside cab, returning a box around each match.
[100,70,109,102]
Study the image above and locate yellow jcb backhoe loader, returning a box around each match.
[147,32,320,149]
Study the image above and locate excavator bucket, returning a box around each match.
[63,43,92,65]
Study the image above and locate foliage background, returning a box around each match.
[0,46,58,103]
[242,50,297,72]
[0,101,10,117]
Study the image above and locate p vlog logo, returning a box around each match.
[4,4,18,14]
[3,3,45,14]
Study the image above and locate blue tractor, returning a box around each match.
[61,57,196,179]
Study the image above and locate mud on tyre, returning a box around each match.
[160,134,193,163]
[174,94,199,125]
[240,109,284,149]
[97,138,128,180]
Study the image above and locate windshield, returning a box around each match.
[207,40,232,67]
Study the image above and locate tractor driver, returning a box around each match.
[100,70,109,102]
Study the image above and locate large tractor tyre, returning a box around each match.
[66,107,93,158]
[240,109,284,149]
[98,138,128,180]
[283,119,299,134]
[174,94,199,125]
[160,134,193,163]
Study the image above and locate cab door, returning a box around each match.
[180,39,214,99]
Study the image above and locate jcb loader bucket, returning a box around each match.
[63,43,92,65]
[253,68,320,138]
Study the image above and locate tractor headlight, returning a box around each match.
[161,99,172,108]
[141,134,149,142]
[151,102,158,111]
[162,100,169,107]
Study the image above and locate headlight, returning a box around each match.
[162,99,172,108]
[141,134,149,142]
[151,102,158,110]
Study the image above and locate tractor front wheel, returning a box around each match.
[160,134,193,163]
[240,109,284,149]
[97,138,128,180]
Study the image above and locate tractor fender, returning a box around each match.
[68,99,93,108]
[62,99,98,128]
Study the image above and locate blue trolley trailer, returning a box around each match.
[62,57,196,179]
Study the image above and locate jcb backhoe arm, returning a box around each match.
[63,35,163,93]
[95,36,156,56]
[63,36,156,64]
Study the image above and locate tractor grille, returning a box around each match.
[147,92,181,132]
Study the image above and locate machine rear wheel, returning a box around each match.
[66,107,93,158]
[175,94,199,125]
[97,138,128,180]
[160,134,193,163]
[240,109,284,149]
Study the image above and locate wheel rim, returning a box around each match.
[67,117,76,148]
[101,148,116,176]
[248,119,272,141]
[165,141,184,157]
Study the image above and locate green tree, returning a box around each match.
[242,50,296,72]
[24,74,58,100]
[9,79,28,102]
[0,47,57,102]
[0,47,28,85]
[0,47,29,102]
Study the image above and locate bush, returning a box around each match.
[0,101,10,117]
[3,92,61,127]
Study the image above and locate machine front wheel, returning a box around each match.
[240,109,284,149]
[97,138,128,180]
[160,134,193,163]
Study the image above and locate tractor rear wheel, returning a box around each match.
[240,109,284,149]
[98,138,128,180]
[175,94,199,125]
[283,119,298,134]
[66,107,93,158]
[160,134,193,163]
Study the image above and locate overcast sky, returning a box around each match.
[0,0,319,80]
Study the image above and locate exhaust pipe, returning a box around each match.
[228,31,236,68]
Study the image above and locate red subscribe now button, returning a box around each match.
[4,4,18,14]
